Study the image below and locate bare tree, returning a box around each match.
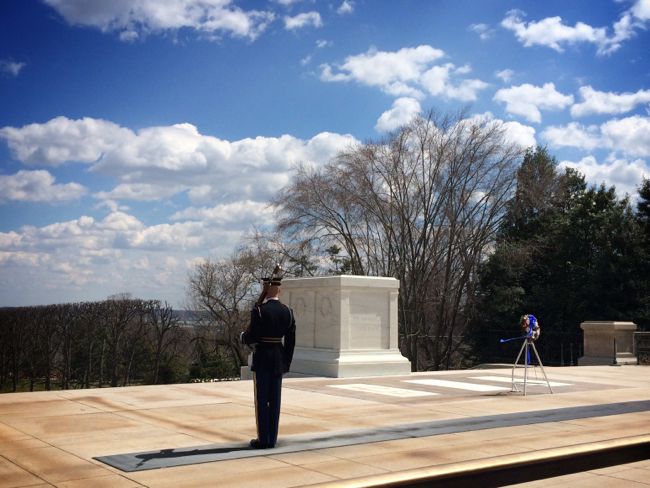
[274,112,522,370]
[57,304,74,390]
[78,301,103,388]
[102,294,142,387]
[244,228,319,278]
[122,304,148,387]
[1,308,27,391]
[187,249,261,370]
[146,300,180,384]
[0,299,189,391]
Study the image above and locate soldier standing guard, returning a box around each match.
[241,270,296,449]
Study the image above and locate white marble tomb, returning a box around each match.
[280,275,412,378]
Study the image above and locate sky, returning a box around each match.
[1,0,649,307]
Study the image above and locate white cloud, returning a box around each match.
[375,97,422,133]
[124,221,207,251]
[0,116,132,166]
[43,0,275,41]
[0,116,358,205]
[187,185,213,204]
[0,115,361,306]
[571,86,650,117]
[632,0,650,20]
[0,60,26,76]
[420,63,488,101]
[0,231,22,249]
[607,0,650,53]
[316,39,332,48]
[0,211,207,304]
[337,1,354,15]
[559,155,649,196]
[466,112,536,149]
[601,115,650,157]
[0,170,87,203]
[543,115,650,157]
[443,77,489,102]
[495,69,514,83]
[21,211,196,253]
[321,45,443,94]
[96,183,184,202]
[96,211,142,233]
[420,65,451,96]
[284,11,322,30]
[468,23,494,40]
[0,202,274,304]
[171,200,275,224]
[501,2,650,55]
[94,123,216,174]
[500,120,537,149]
[542,122,602,151]
[502,10,608,53]
[321,45,487,102]
[274,0,303,6]
[493,82,573,123]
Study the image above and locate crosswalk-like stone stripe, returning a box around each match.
[404,378,510,392]
[329,383,438,397]
[469,375,572,387]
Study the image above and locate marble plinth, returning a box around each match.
[578,321,637,366]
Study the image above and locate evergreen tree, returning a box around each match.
[634,178,650,329]
[470,148,647,363]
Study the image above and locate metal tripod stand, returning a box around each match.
[511,337,553,395]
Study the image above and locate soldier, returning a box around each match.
[241,274,296,449]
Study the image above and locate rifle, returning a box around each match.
[256,264,283,307]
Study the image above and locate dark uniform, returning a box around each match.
[242,298,296,449]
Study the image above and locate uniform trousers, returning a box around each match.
[253,370,283,448]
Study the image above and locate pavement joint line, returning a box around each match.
[1,451,57,486]
[62,395,232,445]
[94,399,650,472]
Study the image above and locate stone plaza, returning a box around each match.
[1,276,648,487]
[0,365,649,487]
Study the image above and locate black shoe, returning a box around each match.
[249,439,269,449]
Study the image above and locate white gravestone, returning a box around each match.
[281,275,411,377]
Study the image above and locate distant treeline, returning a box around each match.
[0,296,239,393]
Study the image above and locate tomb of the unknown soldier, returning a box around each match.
[281,276,411,378]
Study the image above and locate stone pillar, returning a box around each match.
[578,321,637,365]
[282,275,411,377]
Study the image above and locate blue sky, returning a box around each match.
[1,0,649,307]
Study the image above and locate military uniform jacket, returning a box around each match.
[242,299,296,375]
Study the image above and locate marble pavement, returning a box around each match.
[1,365,649,487]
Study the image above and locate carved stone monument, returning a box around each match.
[280,275,411,377]
[578,321,637,365]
